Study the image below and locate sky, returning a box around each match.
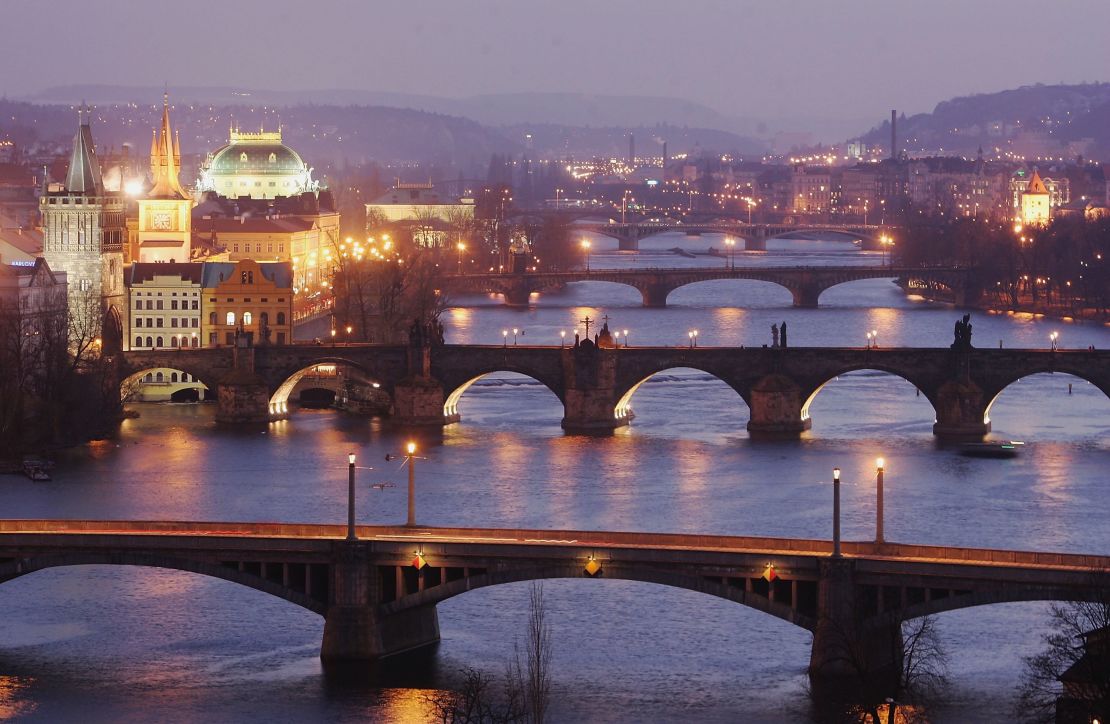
[2,0,1109,130]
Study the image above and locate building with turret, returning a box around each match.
[134,94,194,263]
[1019,169,1052,225]
[40,108,127,351]
[197,128,318,200]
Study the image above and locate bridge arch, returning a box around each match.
[269,357,388,416]
[664,278,795,308]
[120,365,216,403]
[891,584,1110,625]
[983,369,1110,428]
[799,367,938,429]
[383,562,815,632]
[614,365,751,422]
[442,370,565,420]
[0,552,326,616]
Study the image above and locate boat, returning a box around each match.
[958,441,1025,459]
[22,460,51,481]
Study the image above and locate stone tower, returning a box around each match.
[136,93,193,263]
[41,107,127,351]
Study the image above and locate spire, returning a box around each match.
[65,103,104,195]
[148,92,187,199]
[1027,169,1049,194]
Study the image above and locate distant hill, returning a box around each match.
[854,83,1110,161]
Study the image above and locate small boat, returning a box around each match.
[959,441,1025,459]
[22,460,51,481]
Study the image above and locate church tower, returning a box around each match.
[41,106,127,351]
[136,93,193,263]
[1020,169,1052,226]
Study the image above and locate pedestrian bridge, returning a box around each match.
[2,519,1108,678]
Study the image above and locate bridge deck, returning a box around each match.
[2,520,1108,573]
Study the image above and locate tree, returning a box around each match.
[1017,598,1110,724]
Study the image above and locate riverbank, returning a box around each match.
[901,283,1110,325]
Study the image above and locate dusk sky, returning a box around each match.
[3,0,1109,128]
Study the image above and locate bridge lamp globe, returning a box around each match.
[876,458,884,472]
[406,442,417,456]
[832,467,840,483]
[348,452,356,465]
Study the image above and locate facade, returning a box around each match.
[365,182,474,248]
[201,260,293,347]
[1019,170,1052,225]
[791,165,832,214]
[197,129,318,200]
[127,263,203,350]
[0,227,43,265]
[135,95,193,263]
[0,257,68,348]
[40,110,127,351]
[193,215,329,291]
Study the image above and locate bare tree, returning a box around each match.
[510,583,552,724]
[1017,597,1110,724]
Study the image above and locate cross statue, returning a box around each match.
[580,316,593,338]
[601,314,610,326]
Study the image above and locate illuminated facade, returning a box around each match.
[1019,170,1052,225]
[198,128,318,200]
[135,95,194,263]
[127,263,202,350]
[201,260,293,346]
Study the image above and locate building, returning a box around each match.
[790,165,832,214]
[127,263,203,350]
[40,109,127,351]
[1019,169,1052,225]
[201,259,293,346]
[364,181,474,248]
[134,95,194,263]
[192,191,339,292]
[197,128,319,200]
[0,227,43,265]
[0,257,67,344]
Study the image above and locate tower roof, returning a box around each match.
[1026,169,1049,194]
[64,106,104,195]
[148,93,188,199]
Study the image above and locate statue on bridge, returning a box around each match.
[408,318,445,347]
[951,314,973,350]
[771,324,779,348]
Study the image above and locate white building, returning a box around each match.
[127,263,203,350]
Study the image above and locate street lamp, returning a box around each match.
[623,329,629,347]
[581,239,592,272]
[512,328,519,346]
[1050,331,1059,351]
[502,329,508,347]
[875,458,885,545]
[871,329,878,348]
[866,331,873,349]
[560,330,566,347]
[724,237,736,269]
[456,241,466,274]
[345,325,352,343]
[405,441,417,526]
[347,452,357,541]
[832,467,841,557]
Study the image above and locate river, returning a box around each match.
[1,232,1108,722]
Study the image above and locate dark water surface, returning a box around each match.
[1,236,1108,722]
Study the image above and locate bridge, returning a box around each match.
[2,519,1107,681]
[575,221,886,251]
[116,343,1110,439]
[440,265,973,307]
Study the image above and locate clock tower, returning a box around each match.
[136,94,193,263]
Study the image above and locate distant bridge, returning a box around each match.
[575,221,887,251]
[116,344,1110,438]
[441,265,971,307]
[2,519,1108,679]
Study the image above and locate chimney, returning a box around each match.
[891,109,897,161]
[629,133,635,166]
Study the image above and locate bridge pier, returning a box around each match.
[746,374,811,438]
[617,236,639,252]
[502,284,531,307]
[744,229,767,251]
[809,559,904,687]
[392,346,458,426]
[791,285,822,308]
[321,542,441,661]
[215,346,272,423]
[932,380,990,440]
[561,345,629,433]
[640,283,671,308]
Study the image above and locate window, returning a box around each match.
[79,279,91,292]
[156,337,164,348]
[156,371,164,382]
[243,312,252,325]
[157,318,164,327]
[226,312,235,325]
[145,300,153,310]
[156,300,164,310]
[241,271,254,284]
[269,152,277,163]
[134,336,142,348]
[135,318,143,328]
[191,318,198,328]
[255,243,261,253]
[171,300,178,310]
[171,318,178,328]
[267,243,273,253]
[209,312,217,325]
[276,312,286,325]
[260,312,269,326]
[144,372,153,382]
[191,336,199,348]
[233,243,240,253]
[209,332,217,345]
[191,300,198,310]
[240,152,248,163]
[171,372,178,382]
[278,244,284,253]
[145,336,153,347]
[134,300,141,310]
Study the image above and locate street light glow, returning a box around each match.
[406,441,416,455]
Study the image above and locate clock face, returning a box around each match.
[151,212,173,230]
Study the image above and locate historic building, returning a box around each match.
[364,181,474,248]
[127,263,203,350]
[197,128,318,200]
[201,260,293,346]
[0,257,68,348]
[133,95,193,263]
[40,109,127,350]
[1019,169,1053,225]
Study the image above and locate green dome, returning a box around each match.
[208,140,307,176]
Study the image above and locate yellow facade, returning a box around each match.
[201,259,293,347]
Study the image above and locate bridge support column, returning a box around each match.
[617,235,639,252]
[561,345,628,433]
[215,342,273,423]
[640,283,670,308]
[503,283,531,307]
[321,542,441,661]
[791,285,821,308]
[744,228,767,251]
[931,380,990,440]
[392,344,457,426]
[809,559,903,688]
[747,375,810,438]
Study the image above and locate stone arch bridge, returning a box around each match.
[116,343,1110,439]
[441,265,974,307]
[2,520,1108,681]
[576,221,886,251]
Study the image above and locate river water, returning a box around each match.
[1,233,1109,723]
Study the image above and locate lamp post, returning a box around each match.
[871,329,878,348]
[832,467,841,557]
[555,187,562,210]
[875,458,885,545]
[346,452,357,541]
[560,330,566,347]
[345,325,352,343]
[512,328,519,346]
[502,329,508,347]
[866,332,873,349]
[623,329,629,347]
[1050,331,1059,351]
[456,241,466,274]
[405,441,417,527]
[581,239,591,272]
[724,237,735,269]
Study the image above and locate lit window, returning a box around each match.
[226,312,235,325]
[240,152,248,163]
[243,312,253,325]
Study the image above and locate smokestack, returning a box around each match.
[629,133,635,166]
[662,141,668,182]
[891,109,897,161]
